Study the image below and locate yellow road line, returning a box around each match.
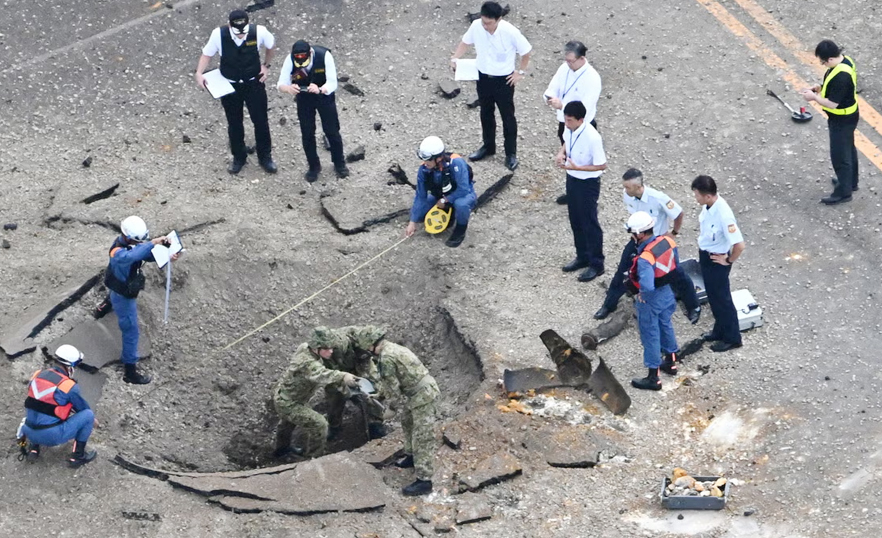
[731,0,882,141]
[695,0,882,173]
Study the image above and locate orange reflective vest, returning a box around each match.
[24,369,76,420]
[629,236,677,290]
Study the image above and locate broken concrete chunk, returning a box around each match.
[373,122,382,131]
[349,439,404,468]
[466,98,481,109]
[82,156,93,168]
[342,82,365,97]
[81,183,120,204]
[458,452,522,492]
[456,493,492,524]
[345,145,366,163]
[1,239,9,249]
[182,134,191,143]
[74,369,108,407]
[439,80,461,99]
[50,309,151,371]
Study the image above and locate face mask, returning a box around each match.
[232,22,249,35]
[293,53,311,68]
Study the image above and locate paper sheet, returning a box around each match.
[167,230,183,256]
[203,69,236,98]
[454,59,479,81]
[152,244,170,268]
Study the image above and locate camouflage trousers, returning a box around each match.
[402,388,439,481]
[274,398,328,458]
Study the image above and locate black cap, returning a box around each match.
[291,40,311,55]
[229,9,249,30]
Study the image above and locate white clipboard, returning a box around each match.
[454,59,479,81]
[203,69,236,98]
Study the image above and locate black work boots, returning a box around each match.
[631,368,662,391]
[68,441,97,468]
[395,454,415,469]
[445,223,468,248]
[123,363,152,385]
[402,478,433,496]
[26,443,40,463]
[659,352,679,376]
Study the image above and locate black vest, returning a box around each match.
[290,46,329,88]
[104,237,146,299]
[219,25,261,82]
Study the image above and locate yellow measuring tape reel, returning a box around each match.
[424,205,453,234]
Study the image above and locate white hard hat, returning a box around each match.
[121,216,149,242]
[626,211,655,234]
[417,136,445,161]
[54,344,84,368]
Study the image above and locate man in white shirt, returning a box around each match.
[544,40,601,205]
[594,168,701,323]
[277,40,349,182]
[555,101,607,282]
[692,175,746,352]
[450,1,532,171]
[195,10,277,175]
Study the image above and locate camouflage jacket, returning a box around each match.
[323,326,383,380]
[376,341,439,409]
[273,343,348,405]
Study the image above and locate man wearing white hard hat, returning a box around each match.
[405,136,477,248]
[19,345,99,467]
[104,216,179,384]
[625,211,680,392]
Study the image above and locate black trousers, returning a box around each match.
[297,92,345,169]
[603,240,700,311]
[221,79,272,162]
[699,250,741,345]
[828,114,859,196]
[566,174,604,270]
[477,72,517,156]
[557,119,598,145]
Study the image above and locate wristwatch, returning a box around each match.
[264,63,271,68]
[517,69,526,75]
[671,230,679,236]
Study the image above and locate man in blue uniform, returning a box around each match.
[594,168,700,323]
[105,216,179,384]
[20,345,98,467]
[626,212,680,391]
[404,136,477,248]
[692,175,746,352]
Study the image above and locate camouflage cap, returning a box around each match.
[352,326,387,352]
[308,326,346,350]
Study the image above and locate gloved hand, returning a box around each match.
[342,373,359,388]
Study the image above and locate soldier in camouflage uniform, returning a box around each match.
[272,329,360,459]
[313,326,388,440]
[353,327,440,497]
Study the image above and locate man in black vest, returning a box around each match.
[277,40,349,182]
[195,10,277,175]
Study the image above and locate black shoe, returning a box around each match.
[368,423,388,439]
[631,368,662,391]
[93,296,113,319]
[701,331,721,342]
[687,307,701,325]
[853,184,860,192]
[402,479,433,496]
[26,443,40,463]
[445,223,468,248]
[335,163,350,178]
[326,425,341,441]
[577,267,604,282]
[305,168,321,183]
[123,363,152,385]
[259,158,278,174]
[821,194,852,205]
[594,305,616,320]
[562,258,591,273]
[468,146,495,161]
[555,194,568,205]
[659,352,679,376]
[68,441,97,468]
[710,341,742,353]
[395,454,415,468]
[505,154,519,171]
[228,158,247,174]
[273,445,304,459]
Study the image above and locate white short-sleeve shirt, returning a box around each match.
[277,49,338,94]
[562,122,606,180]
[623,186,682,236]
[543,61,602,123]
[202,25,275,58]
[698,196,744,253]
[461,19,532,76]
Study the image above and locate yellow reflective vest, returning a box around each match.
[820,56,858,116]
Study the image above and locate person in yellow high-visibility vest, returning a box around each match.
[801,40,859,205]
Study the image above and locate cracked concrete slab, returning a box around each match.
[75,369,108,406]
[165,453,388,515]
[50,310,150,370]
[0,273,101,358]
[455,493,492,525]
[523,427,603,469]
[458,452,522,492]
